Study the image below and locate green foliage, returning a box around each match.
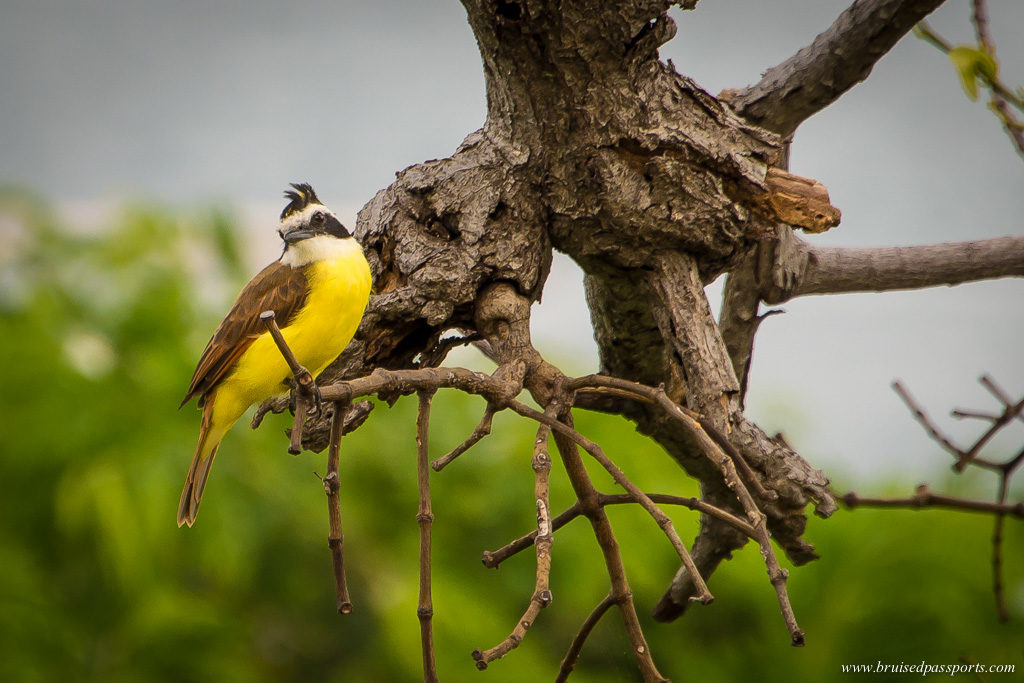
[948,45,999,102]
[0,193,1021,681]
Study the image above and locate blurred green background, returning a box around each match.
[1,192,1022,682]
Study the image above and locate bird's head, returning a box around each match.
[278,182,350,246]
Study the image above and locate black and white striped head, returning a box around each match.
[278,183,350,245]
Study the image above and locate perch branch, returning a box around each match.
[259,310,320,453]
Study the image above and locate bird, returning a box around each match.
[177,183,372,527]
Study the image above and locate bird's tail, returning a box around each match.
[178,399,223,528]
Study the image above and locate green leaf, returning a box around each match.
[948,45,998,101]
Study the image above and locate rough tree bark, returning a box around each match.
[291,0,1024,661]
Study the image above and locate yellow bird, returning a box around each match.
[178,183,371,527]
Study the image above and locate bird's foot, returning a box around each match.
[288,367,321,416]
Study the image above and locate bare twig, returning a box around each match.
[548,411,668,682]
[508,397,714,606]
[473,410,556,669]
[555,593,616,683]
[431,404,496,472]
[992,474,1011,622]
[482,493,757,569]
[647,390,804,645]
[569,374,806,643]
[288,365,812,661]
[841,485,1024,517]
[954,396,1024,472]
[573,378,776,501]
[866,377,1024,620]
[325,401,353,614]
[892,381,1002,471]
[980,374,1015,406]
[416,390,439,683]
[921,7,1024,159]
[567,374,805,644]
[952,408,1002,422]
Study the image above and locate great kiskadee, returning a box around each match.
[177,183,371,528]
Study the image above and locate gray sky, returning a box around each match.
[2,0,1023,484]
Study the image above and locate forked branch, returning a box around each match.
[849,375,1024,620]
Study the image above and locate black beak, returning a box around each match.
[282,229,315,245]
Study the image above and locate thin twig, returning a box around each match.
[507,397,714,606]
[955,394,1024,472]
[548,410,668,682]
[892,381,1002,471]
[841,485,1024,517]
[917,17,1024,159]
[970,0,1024,159]
[645,389,804,646]
[573,379,776,501]
[555,593,616,683]
[473,412,556,669]
[980,374,1014,406]
[951,408,1002,421]
[482,492,756,569]
[431,404,496,472]
[416,390,439,683]
[567,375,803,644]
[325,400,353,614]
[892,381,965,458]
[992,474,1010,622]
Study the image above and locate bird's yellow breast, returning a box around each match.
[212,240,371,424]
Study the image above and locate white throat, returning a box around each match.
[281,235,361,268]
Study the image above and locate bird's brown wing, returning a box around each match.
[180,261,308,407]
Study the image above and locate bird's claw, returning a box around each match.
[306,383,323,416]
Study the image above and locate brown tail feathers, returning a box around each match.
[177,401,220,528]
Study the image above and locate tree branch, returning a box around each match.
[841,485,1024,517]
[722,0,947,136]
[324,401,353,614]
[971,0,1024,160]
[415,391,439,683]
[472,405,557,669]
[431,403,496,472]
[482,491,757,570]
[760,235,1024,304]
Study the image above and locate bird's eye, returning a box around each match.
[312,211,325,225]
